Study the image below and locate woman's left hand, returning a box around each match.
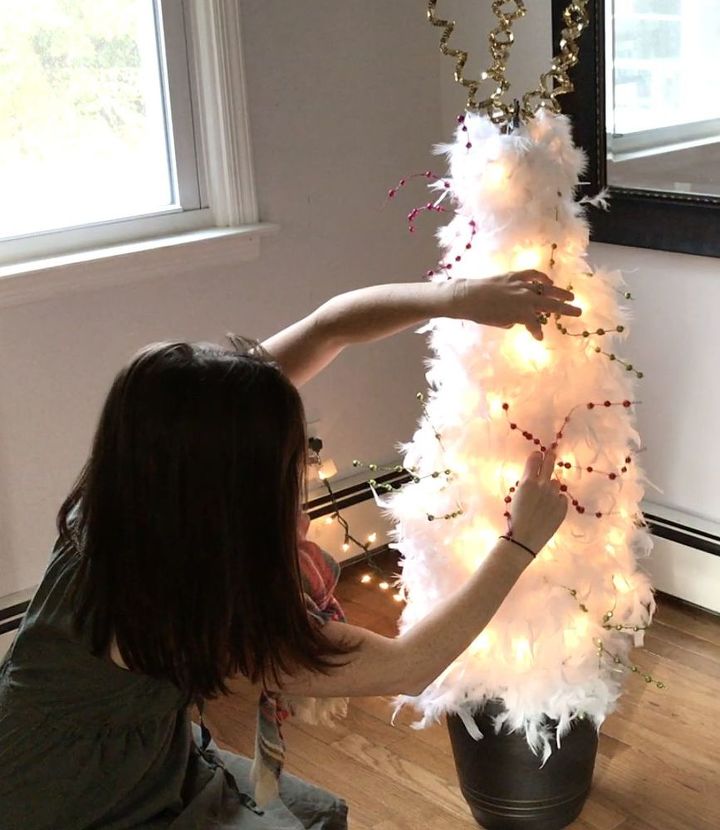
[446,271,582,340]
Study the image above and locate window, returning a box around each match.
[0,0,261,270]
[607,0,720,159]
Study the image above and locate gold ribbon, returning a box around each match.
[428,0,591,125]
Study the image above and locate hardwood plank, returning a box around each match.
[654,593,720,647]
[331,732,472,823]
[649,619,720,665]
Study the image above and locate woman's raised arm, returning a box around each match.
[260,273,581,388]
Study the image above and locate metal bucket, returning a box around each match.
[447,701,599,829]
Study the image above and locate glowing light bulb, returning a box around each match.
[367,532,377,544]
[497,462,523,489]
[564,614,589,649]
[571,292,590,315]
[393,593,404,603]
[512,637,533,667]
[317,458,338,480]
[378,581,390,591]
[470,629,494,655]
[455,521,498,570]
[324,516,333,526]
[607,528,625,547]
[486,393,506,418]
[484,162,507,189]
[613,573,633,594]
[503,327,551,369]
[360,574,372,584]
[342,542,350,553]
[512,247,544,271]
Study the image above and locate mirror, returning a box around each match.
[606,0,720,197]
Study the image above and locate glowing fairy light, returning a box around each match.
[571,291,590,315]
[470,628,495,655]
[393,592,404,603]
[498,462,523,489]
[367,532,378,544]
[324,516,334,526]
[378,581,390,591]
[564,614,589,649]
[607,528,625,547]
[512,246,544,271]
[342,542,350,553]
[503,327,551,369]
[487,393,506,418]
[613,573,633,594]
[360,574,372,584]
[483,161,508,189]
[512,637,533,667]
[455,521,499,570]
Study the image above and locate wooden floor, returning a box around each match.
[203,553,720,829]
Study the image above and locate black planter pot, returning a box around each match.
[447,701,599,830]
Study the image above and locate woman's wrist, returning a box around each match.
[436,278,468,319]
[499,535,537,560]
[494,536,536,567]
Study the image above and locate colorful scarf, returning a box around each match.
[250,516,348,806]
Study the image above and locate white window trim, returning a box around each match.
[0,0,277,308]
[608,118,720,162]
[188,0,259,226]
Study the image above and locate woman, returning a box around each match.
[0,271,579,829]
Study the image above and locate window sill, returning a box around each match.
[0,223,279,308]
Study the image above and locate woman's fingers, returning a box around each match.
[536,297,582,317]
[516,270,575,302]
[515,269,553,286]
[522,451,544,480]
[515,270,577,301]
[539,448,557,481]
[525,314,544,341]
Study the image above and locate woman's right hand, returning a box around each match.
[509,449,568,554]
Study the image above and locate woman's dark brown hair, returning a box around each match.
[57,337,350,701]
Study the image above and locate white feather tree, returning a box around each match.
[384,110,657,761]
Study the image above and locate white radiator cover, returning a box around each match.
[641,501,720,615]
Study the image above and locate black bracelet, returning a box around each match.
[499,534,536,560]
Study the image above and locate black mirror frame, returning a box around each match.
[552,0,720,258]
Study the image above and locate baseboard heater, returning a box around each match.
[2,487,717,639]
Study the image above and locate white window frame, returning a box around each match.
[0,0,277,306]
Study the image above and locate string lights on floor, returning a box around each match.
[308,437,403,602]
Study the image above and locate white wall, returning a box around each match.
[0,1,441,597]
[438,1,720,526]
[594,244,720,523]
